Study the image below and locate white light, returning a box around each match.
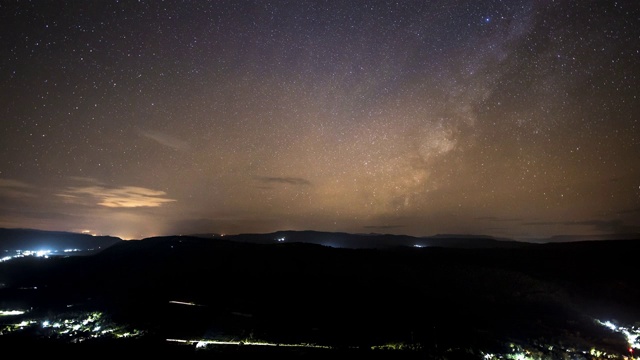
[169,300,198,306]
[42,321,50,327]
[0,310,25,316]
[622,329,640,349]
[597,319,640,350]
[35,250,51,257]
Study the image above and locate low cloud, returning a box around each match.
[523,219,639,234]
[255,176,311,186]
[522,221,557,226]
[140,130,189,151]
[60,186,176,208]
[616,207,640,215]
[363,225,405,229]
[475,216,522,222]
[66,176,104,185]
[0,178,36,198]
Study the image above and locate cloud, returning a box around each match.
[59,186,176,208]
[522,221,557,226]
[0,178,36,198]
[66,176,104,185]
[572,220,639,234]
[139,130,189,151]
[616,207,640,215]
[255,176,312,186]
[475,216,522,222]
[0,179,32,188]
[523,219,639,234]
[363,225,405,229]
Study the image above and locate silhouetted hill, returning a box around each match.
[531,233,640,243]
[1,234,639,359]
[189,230,529,249]
[1,229,638,358]
[0,228,122,253]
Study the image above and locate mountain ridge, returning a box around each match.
[2,227,639,254]
[0,228,122,253]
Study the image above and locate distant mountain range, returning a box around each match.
[525,233,640,243]
[1,228,637,253]
[187,230,529,249]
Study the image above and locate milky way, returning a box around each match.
[1,1,638,240]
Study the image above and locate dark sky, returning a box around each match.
[1,0,638,240]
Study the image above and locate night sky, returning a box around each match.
[1,1,638,241]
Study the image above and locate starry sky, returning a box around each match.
[1,0,638,241]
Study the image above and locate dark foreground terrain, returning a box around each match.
[1,233,639,359]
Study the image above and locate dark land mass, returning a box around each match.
[0,228,121,253]
[0,230,639,358]
[190,230,528,249]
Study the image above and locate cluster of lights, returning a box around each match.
[0,248,87,262]
[597,319,640,355]
[371,342,423,351]
[1,311,144,341]
[0,309,637,358]
[0,320,36,336]
[480,336,638,360]
[41,312,103,335]
[167,338,330,350]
